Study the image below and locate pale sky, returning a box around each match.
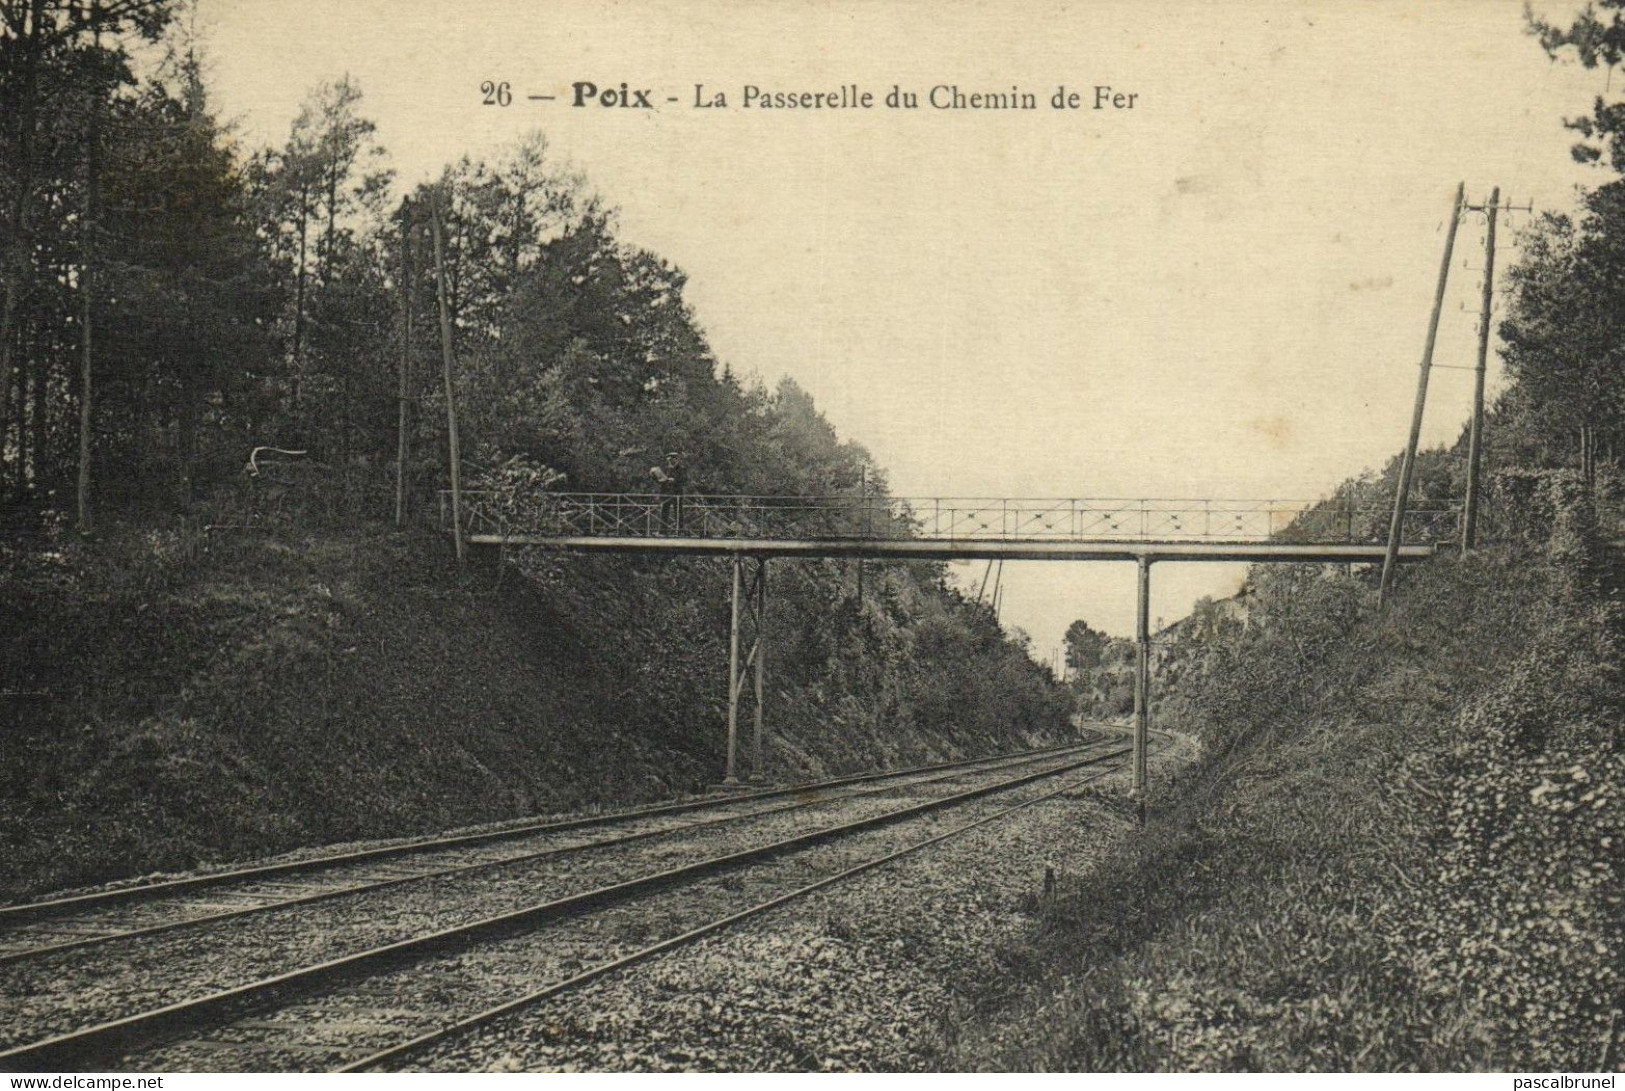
[197,0,1604,652]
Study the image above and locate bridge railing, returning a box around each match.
[439,490,1464,545]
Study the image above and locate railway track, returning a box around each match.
[0,738,1098,931]
[353,750,1143,1075]
[0,741,1099,970]
[0,738,1144,1073]
[0,736,1143,1072]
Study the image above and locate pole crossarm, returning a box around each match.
[443,491,1460,557]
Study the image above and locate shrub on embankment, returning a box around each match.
[944,477,1623,1071]
[0,514,1070,901]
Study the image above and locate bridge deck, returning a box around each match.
[448,491,1453,562]
[469,534,1438,563]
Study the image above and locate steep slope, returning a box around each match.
[0,519,1072,900]
[943,497,1623,1070]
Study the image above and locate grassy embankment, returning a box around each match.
[945,486,1623,1071]
[0,518,1072,901]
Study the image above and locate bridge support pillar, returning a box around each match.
[1132,555,1151,798]
[726,557,742,784]
[724,555,769,785]
[753,559,767,778]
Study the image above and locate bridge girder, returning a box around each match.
[469,534,1438,565]
[466,527,1440,800]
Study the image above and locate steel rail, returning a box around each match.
[344,750,1143,1073]
[0,738,1103,925]
[0,741,1111,967]
[0,745,1128,1071]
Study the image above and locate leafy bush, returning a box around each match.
[1401,605,1624,1069]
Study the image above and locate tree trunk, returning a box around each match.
[77,12,104,532]
[324,158,350,478]
[177,378,197,510]
[12,343,28,497]
[292,180,309,408]
[76,246,94,528]
[3,323,17,495]
[0,284,21,490]
[0,0,51,471]
[510,190,524,281]
[32,343,47,491]
[450,214,464,324]
[18,348,35,496]
[395,206,413,527]
[325,159,338,277]
[431,194,465,565]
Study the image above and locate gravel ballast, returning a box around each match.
[397,732,1197,1072]
[0,746,1126,1064]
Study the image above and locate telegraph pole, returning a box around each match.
[430,191,465,565]
[1462,187,1500,552]
[1380,182,1464,611]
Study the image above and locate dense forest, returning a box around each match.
[0,2,876,519]
[0,1,1071,896]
